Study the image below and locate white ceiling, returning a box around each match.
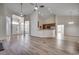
[4,3,79,16]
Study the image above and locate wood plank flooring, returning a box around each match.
[0,34,79,55]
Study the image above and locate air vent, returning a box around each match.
[40,5,44,8]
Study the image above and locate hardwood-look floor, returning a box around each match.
[0,34,79,55]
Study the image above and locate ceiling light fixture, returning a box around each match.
[34,3,38,11]
[34,6,38,10]
[68,11,74,25]
[20,3,23,16]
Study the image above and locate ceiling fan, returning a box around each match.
[30,3,45,11]
[20,3,45,16]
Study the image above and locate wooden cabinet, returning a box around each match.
[39,23,55,30]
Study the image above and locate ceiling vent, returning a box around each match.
[40,5,44,8]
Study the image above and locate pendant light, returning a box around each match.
[34,3,38,11]
[20,3,23,16]
[68,11,74,25]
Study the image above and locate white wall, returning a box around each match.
[0,4,17,38]
[56,16,79,36]
[30,11,55,38]
[0,4,6,38]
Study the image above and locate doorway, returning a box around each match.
[56,25,64,48]
[6,15,30,36]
